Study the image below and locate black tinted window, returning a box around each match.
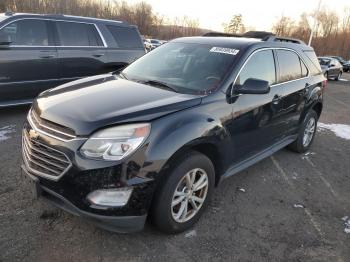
[277,50,303,82]
[235,50,276,86]
[107,26,143,48]
[0,19,49,46]
[304,51,322,76]
[55,21,103,46]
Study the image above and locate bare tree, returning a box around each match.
[224,14,245,34]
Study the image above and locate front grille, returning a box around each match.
[22,129,72,180]
[29,109,76,141]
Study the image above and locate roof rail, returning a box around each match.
[266,36,305,45]
[5,11,14,16]
[202,32,241,37]
[242,31,275,40]
[203,30,305,45]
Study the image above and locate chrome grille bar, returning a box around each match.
[22,129,72,181]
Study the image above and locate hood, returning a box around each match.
[34,74,202,135]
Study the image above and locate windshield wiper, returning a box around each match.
[140,79,178,92]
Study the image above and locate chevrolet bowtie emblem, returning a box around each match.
[29,129,39,140]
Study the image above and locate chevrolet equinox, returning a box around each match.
[21,31,326,234]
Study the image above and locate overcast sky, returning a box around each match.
[125,0,350,31]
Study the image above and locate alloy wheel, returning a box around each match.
[171,168,209,223]
[303,117,316,147]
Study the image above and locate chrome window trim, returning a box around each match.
[231,47,311,95]
[27,109,86,142]
[0,17,108,48]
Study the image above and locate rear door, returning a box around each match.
[53,20,108,84]
[275,49,310,135]
[0,18,58,103]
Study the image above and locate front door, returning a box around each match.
[228,49,286,164]
[0,19,58,103]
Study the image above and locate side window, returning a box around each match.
[0,19,49,46]
[106,25,143,48]
[300,59,308,77]
[235,50,276,86]
[55,21,103,47]
[276,50,304,82]
[303,51,322,76]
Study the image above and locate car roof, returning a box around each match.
[0,12,131,27]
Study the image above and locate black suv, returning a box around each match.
[0,12,145,107]
[21,32,326,234]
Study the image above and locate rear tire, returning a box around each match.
[151,151,215,234]
[335,72,341,81]
[288,110,318,153]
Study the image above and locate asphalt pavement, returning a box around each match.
[0,74,350,262]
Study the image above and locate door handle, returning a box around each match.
[39,54,55,59]
[272,95,282,105]
[92,53,105,57]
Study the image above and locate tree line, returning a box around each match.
[0,0,206,39]
[272,8,350,59]
[225,8,350,59]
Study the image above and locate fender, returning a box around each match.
[141,103,232,181]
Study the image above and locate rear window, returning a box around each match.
[55,21,103,47]
[304,50,322,76]
[106,25,143,49]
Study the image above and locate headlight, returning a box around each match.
[80,123,150,161]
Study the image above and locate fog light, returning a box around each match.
[87,188,133,207]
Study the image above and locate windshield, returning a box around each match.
[318,58,330,66]
[122,42,237,94]
[151,39,160,44]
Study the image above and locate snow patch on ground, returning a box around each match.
[342,216,350,234]
[185,230,197,238]
[0,125,16,141]
[318,122,350,140]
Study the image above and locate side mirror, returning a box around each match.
[235,78,270,95]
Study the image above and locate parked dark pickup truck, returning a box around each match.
[0,12,145,107]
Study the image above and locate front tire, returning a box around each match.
[151,151,214,234]
[288,110,318,153]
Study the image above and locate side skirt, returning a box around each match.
[219,135,297,183]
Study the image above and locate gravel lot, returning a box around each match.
[1,74,350,262]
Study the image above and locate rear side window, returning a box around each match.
[106,25,143,48]
[301,59,308,77]
[235,49,276,86]
[55,21,103,47]
[0,19,49,46]
[276,50,305,82]
[303,50,322,76]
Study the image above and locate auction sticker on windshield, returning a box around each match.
[210,47,239,55]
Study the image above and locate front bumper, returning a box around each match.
[21,119,158,233]
[22,164,147,233]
